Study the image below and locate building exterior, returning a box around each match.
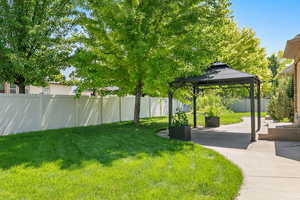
[0,82,118,96]
[283,34,300,125]
[0,82,74,95]
[0,82,18,94]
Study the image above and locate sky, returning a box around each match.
[230,0,300,55]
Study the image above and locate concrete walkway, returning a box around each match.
[159,118,300,200]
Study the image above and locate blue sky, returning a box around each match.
[230,0,299,55]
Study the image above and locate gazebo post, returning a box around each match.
[257,80,261,132]
[193,86,197,128]
[250,81,256,142]
[168,90,173,129]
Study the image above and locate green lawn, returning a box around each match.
[188,112,266,126]
[0,117,242,200]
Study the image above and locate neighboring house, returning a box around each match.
[0,82,73,95]
[283,33,300,124]
[0,82,19,94]
[81,86,120,96]
[0,82,119,96]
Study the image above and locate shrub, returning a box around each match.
[268,77,294,121]
[172,111,189,127]
[205,106,225,117]
[197,91,230,117]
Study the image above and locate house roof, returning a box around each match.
[171,62,259,87]
[284,34,300,59]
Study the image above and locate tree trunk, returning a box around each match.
[91,88,96,96]
[18,84,26,94]
[134,80,143,124]
[15,77,26,94]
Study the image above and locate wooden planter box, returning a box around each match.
[205,117,220,128]
[169,126,191,141]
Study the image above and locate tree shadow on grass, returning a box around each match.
[0,118,190,170]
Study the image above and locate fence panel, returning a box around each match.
[77,97,101,126]
[228,98,269,112]
[161,98,169,116]
[0,95,41,135]
[41,95,76,130]
[102,96,120,123]
[121,96,135,121]
[0,94,182,135]
[140,97,150,118]
[150,97,161,117]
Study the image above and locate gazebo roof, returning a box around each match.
[171,62,259,87]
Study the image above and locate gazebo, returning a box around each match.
[168,62,261,142]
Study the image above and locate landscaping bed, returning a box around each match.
[0,117,242,200]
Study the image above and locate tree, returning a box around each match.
[0,0,78,93]
[267,51,292,79]
[268,54,280,78]
[72,0,232,124]
[268,77,294,122]
[216,22,273,96]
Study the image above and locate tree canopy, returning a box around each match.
[216,22,272,96]
[267,51,292,78]
[0,0,78,92]
[72,0,233,123]
[70,0,274,123]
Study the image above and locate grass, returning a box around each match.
[278,118,291,123]
[0,117,242,200]
[188,112,267,126]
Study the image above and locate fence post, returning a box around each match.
[160,98,162,116]
[39,95,43,130]
[149,97,151,118]
[75,97,78,127]
[100,96,103,124]
[119,96,122,122]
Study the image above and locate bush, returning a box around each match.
[172,111,189,127]
[197,91,230,117]
[268,77,294,121]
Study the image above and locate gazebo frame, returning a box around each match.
[168,63,261,142]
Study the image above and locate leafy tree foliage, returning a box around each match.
[267,51,292,78]
[197,91,229,117]
[182,22,273,101]
[0,0,78,92]
[267,52,294,121]
[268,77,294,122]
[267,51,293,96]
[217,22,272,96]
[73,0,232,123]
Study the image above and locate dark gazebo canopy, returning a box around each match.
[168,62,261,142]
[171,62,260,87]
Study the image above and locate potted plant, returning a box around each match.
[197,92,227,128]
[204,106,222,128]
[169,111,191,141]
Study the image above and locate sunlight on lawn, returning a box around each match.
[0,117,242,200]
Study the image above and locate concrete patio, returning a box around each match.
[159,117,300,200]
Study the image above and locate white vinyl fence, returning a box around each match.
[0,94,183,135]
[228,98,270,112]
